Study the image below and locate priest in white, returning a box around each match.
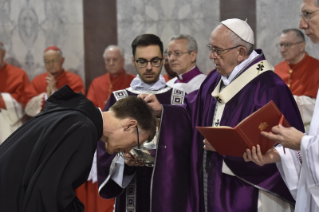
[166,34,206,93]
[244,0,319,211]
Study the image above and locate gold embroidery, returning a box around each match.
[259,122,268,131]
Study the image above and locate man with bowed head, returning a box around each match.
[244,0,319,211]
[24,46,84,117]
[77,45,135,212]
[141,18,304,211]
[0,85,157,212]
[97,34,190,212]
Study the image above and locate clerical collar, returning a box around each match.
[130,74,166,91]
[221,50,259,86]
[176,66,200,83]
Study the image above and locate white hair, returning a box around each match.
[169,34,198,52]
[103,45,125,59]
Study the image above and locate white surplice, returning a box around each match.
[0,93,26,144]
[276,88,319,212]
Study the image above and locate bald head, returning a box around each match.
[103,45,125,76]
[43,49,65,76]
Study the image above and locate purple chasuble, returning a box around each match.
[97,87,193,212]
[175,66,202,83]
[161,49,304,212]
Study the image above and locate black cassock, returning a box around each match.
[0,85,103,212]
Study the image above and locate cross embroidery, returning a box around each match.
[256,62,264,75]
[215,96,222,103]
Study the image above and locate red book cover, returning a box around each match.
[196,101,290,157]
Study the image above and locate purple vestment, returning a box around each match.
[97,87,193,212]
[175,66,203,83]
[161,49,304,211]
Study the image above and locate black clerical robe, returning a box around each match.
[0,85,103,212]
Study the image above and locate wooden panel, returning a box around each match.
[83,0,117,91]
[220,0,257,47]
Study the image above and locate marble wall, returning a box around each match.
[2,0,317,85]
[117,0,220,75]
[257,0,319,67]
[0,0,84,81]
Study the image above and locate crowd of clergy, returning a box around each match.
[1,0,319,211]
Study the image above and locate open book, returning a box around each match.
[196,101,290,157]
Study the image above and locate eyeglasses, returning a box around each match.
[136,126,140,149]
[207,44,242,57]
[276,41,304,49]
[300,10,319,21]
[44,58,60,65]
[135,57,163,68]
[118,126,140,160]
[166,51,192,58]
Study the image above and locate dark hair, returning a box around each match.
[282,28,305,42]
[110,96,157,141]
[131,34,163,57]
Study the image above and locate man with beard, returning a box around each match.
[97,34,191,212]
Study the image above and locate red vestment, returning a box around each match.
[0,63,29,108]
[0,63,30,144]
[86,70,135,109]
[76,70,134,212]
[275,52,319,98]
[24,69,84,116]
[163,73,174,82]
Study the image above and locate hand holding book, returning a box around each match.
[197,101,291,157]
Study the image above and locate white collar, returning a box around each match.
[130,75,166,91]
[221,50,259,86]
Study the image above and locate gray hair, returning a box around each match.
[216,24,253,55]
[169,34,198,52]
[316,0,319,6]
[103,45,125,59]
[282,28,305,42]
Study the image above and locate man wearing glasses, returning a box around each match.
[140,19,304,211]
[274,28,319,132]
[97,34,190,212]
[244,0,319,211]
[0,85,157,211]
[166,34,206,93]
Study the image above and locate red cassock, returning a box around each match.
[0,63,29,109]
[163,73,174,82]
[24,69,84,116]
[86,70,135,109]
[275,52,319,98]
[76,69,134,212]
